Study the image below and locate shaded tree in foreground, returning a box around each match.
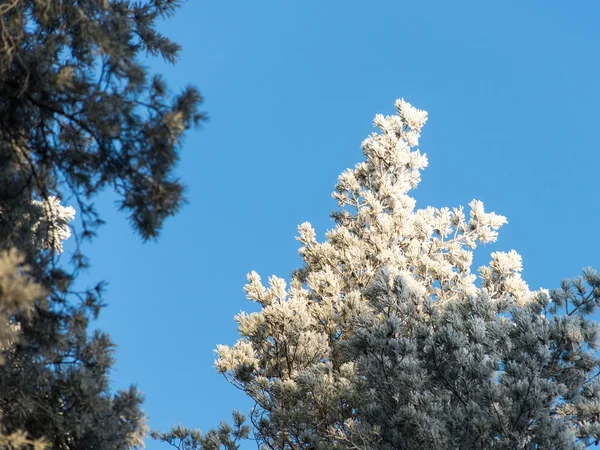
[0,0,204,448]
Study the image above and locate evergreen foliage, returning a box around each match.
[0,0,203,447]
[165,100,600,449]
[151,412,251,450]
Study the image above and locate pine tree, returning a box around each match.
[161,100,600,449]
[0,1,204,447]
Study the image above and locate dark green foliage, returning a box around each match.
[162,269,600,449]
[0,0,204,447]
[0,0,204,243]
[151,411,251,450]
[344,268,600,449]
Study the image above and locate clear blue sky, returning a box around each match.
[76,1,600,447]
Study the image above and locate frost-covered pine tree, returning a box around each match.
[157,100,600,449]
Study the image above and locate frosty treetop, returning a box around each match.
[213,100,552,448]
[218,98,536,380]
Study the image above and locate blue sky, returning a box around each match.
[76,1,600,447]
